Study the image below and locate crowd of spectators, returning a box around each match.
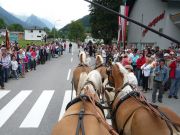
[83,42,180,103]
[0,41,68,89]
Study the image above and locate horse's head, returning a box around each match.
[107,62,129,93]
[80,70,102,101]
[95,55,104,67]
[79,51,86,64]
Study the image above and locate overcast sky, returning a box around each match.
[0,0,90,28]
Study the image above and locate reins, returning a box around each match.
[112,83,180,135]
[82,87,119,135]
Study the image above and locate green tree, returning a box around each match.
[0,18,6,29]
[68,21,86,42]
[8,24,24,32]
[90,0,121,44]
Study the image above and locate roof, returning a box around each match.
[25,26,45,30]
[10,31,24,34]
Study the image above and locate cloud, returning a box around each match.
[0,0,90,28]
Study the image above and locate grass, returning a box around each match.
[0,37,45,48]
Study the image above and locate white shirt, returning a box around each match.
[141,64,152,77]
[127,72,138,86]
[11,60,18,70]
[102,50,106,58]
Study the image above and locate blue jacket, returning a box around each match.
[154,65,169,84]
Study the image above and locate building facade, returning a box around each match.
[127,0,180,49]
[25,28,46,41]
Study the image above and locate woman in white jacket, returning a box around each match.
[141,57,152,92]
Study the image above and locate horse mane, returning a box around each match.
[86,70,102,93]
[96,55,104,66]
[115,62,129,85]
[77,72,88,94]
[79,51,86,64]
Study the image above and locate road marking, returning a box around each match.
[67,69,71,81]
[59,90,76,121]
[71,58,73,62]
[20,90,54,128]
[0,91,32,127]
[0,91,10,100]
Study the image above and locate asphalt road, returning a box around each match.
[0,44,179,135]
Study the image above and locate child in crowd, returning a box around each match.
[11,55,18,80]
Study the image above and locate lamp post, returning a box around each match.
[54,20,61,41]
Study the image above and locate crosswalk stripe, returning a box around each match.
[59,90,76,121]
[20,90,54,128]
[0,90,32,127]
[0,91,10,100]
[67,69,71,81]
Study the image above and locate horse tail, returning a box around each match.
[79,51,86,64]
[77,72,88,95]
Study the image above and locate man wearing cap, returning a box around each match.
[1,49,11,83]
[152,59,168,103]
[169,56,180,99]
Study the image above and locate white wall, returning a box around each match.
[128,0,180,49]
[25,29,46,41]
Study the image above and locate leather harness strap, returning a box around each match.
[65,95,105,117]
[118,106,144,135]
[78,63,88,67]
[94,64,103,70]
[76,109,85,135]
[112,83,180,135]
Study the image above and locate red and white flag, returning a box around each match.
[6,29,10,50]
[120,5,129,46]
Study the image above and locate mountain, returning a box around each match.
[15,15,28,22]
[15,15,54,29]
[40,18,54,29]
[25,14,47,28]
[61,15,90,33]
[0,6,28,27]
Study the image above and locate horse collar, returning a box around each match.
[83,81,97,92]
[115,82,131,97]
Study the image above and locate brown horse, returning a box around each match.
[52,70,118,135]
[108,62,180,135]
[72,51,91,95]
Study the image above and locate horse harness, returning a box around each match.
[78,63,89,67]
[94,64,104,70]
[112,83,180,135]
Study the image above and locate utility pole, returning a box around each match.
[54,20,61,41]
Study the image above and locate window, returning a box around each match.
[37,35,41,38]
